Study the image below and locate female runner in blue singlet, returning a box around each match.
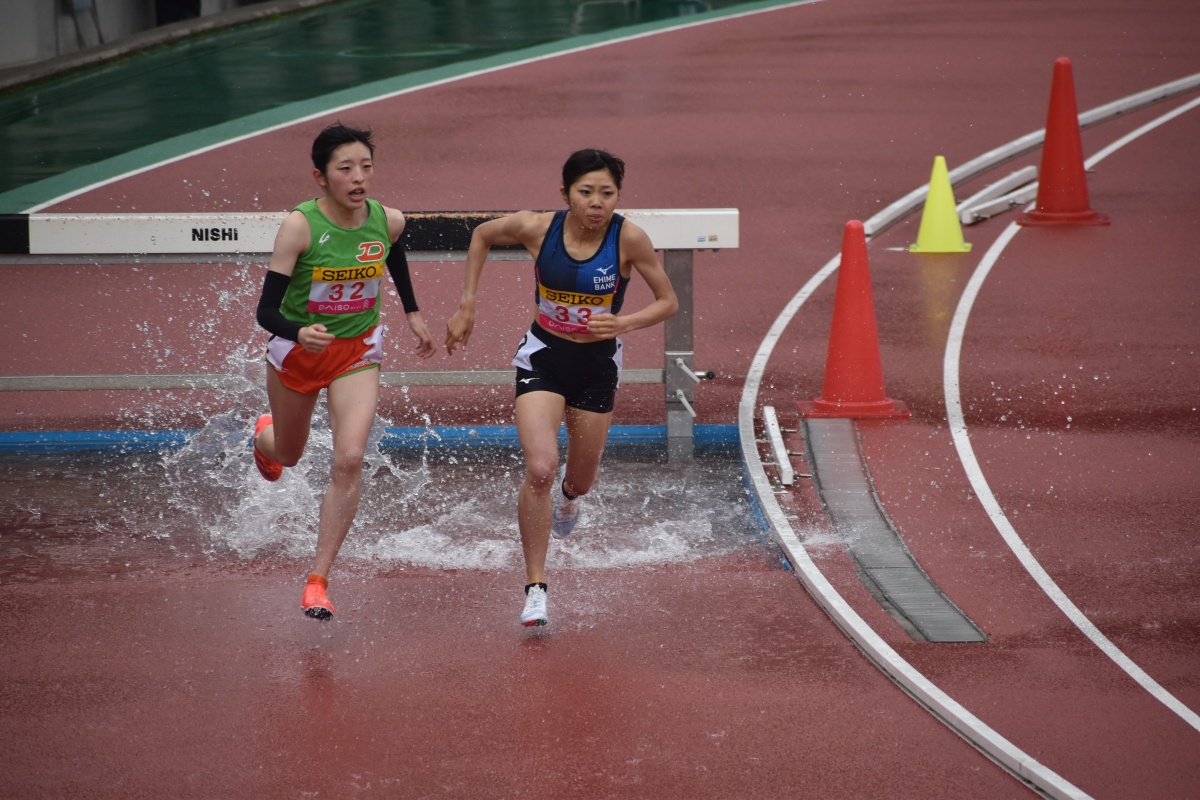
[444,149,678,628]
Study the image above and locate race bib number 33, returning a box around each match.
[538,284,613,333]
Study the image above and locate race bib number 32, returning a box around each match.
[308,264,383,315]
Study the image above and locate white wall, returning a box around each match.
[0,1,59,68]
[0,0,244,72]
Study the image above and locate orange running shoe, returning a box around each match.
[301,575,335,620]
[252,414,283,482]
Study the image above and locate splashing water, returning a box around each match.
[3,350,761,575]
[160,408,760,570]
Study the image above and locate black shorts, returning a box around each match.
[511,323,623,414]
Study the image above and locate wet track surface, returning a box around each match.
[3,0,1200,797]
[0,450,1022,798]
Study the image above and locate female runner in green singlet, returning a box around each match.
[252,122,436,620]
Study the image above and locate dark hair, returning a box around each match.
[561,148,625,192]
[311,122,375,172]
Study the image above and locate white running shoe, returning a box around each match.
[551,468,582,539]
[521,584,549,627]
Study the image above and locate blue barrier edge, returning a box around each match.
[0,424,739,454]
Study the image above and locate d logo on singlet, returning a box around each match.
[356,242,385,262]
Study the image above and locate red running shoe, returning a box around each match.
[252,414,283,482]
[301,575,335,620]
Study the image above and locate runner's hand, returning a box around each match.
[299,324,334,354]
[445,308,475,355]
[407,312,436,359]
[586,312,625,340]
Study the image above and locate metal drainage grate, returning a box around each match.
[803,418,986,643]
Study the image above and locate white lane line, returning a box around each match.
[1083,95,1200,168]
[737,255,1090,798]
[738,86,1200,800]
[942,96,1200,734]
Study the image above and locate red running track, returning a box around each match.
[3,0,1200,797]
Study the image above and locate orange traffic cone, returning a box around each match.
[798,221,910,420]
[1017,57,1110,226]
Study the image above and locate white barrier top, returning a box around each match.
[24,209,739,256]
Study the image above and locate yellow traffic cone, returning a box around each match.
[909,156,972,253]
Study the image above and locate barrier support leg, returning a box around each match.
[664,249,694,460]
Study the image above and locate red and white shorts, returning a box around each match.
[266,325,382,394]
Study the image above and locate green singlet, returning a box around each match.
[279,198,392,339]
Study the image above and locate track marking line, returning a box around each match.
[738,253,1090,797]
[943,96,1200,735]
[739,84,1200,800]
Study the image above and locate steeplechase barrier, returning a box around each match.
[0,208,738,459]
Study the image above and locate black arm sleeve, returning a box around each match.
[386,244,419,313]
[255,270,302,342]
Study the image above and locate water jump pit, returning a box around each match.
[1,409,769,609]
